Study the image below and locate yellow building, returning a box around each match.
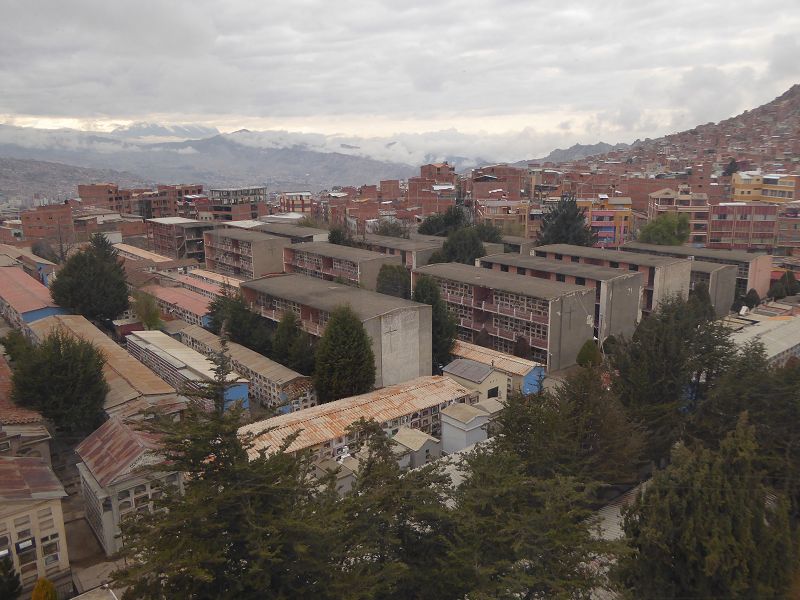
[732,171,798,203]
[0,457,71,597]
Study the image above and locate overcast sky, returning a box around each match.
[1,0,799,159]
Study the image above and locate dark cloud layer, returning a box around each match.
[1,0,799,159]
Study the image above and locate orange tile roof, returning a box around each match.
[0,266,58,314]
[239,376,473,457]
[142,285,211,317]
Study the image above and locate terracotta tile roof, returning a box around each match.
[76,418,162,488]
[142,285,211,317]
[239,376,474,457]
[0,456,66,501]
[0,354,43,425]
[0,266,59,314]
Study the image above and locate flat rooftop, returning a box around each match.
[622,241,766,263]
[290,241,395,263]
[0,267,60,314]
[690,260,738,274]
[185,268,242,288]
[728,316,800,359]
[414,262,588,300]
[363,233,444,251]
[451,340,543,376]
[242,274,426,320]
[113,243,172,263]
[207,228,281,243]
[442,358,494,383]
[239,376,472,456]
[535,243,689,267]
[479,253,642,282]
[253,222,328,238]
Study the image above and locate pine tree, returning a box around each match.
[618,418,794,598]
[744,288,761,309]
[31,578,57,600]
[272,311,300,363]
[438,227,486,264]
[376,264,411,299]
[576,339,601,366]
[781,270,800,295]
[0,557,22,600]
[287,330,315,376]
[313,305,375,403]
[11,328,107,435]
[412,275,456,372]
[769,280,787,299]
[537,193,596,246]
[50,233,129,321]
[114,339,341,599]
[209,291,272,357]
[688,282,716,321]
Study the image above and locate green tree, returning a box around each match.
[618,418,794,598]
[50,233,129,320]
[454,447,610,599]
[537,193,596,246]
[133,291,162,330]
[114,340,341,599]
[31,578,57,600]
[688,282,716,322]
[272,311,301,363]
[781,270,800,295]
[637,212,691,245]
[473,221,502,243]
[0,329,33,363]
[374,219,409,238]
[438,227,486,264]
[0,557,21,600]
[12,328,107,435]
[314,305,376,403]
[744,288,761,309]
[412,275,457,372]
[287,330,315,376]
[769,280,787,299]
[376,264,411,299]
[576,339,601,367]
[209,291,272,357]
[333,420,468,600]
[417,206,467,237]
[328,225,351,245]
[722,158,739,176]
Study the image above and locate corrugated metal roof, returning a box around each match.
[443,358,493,383]
[290,241,395,263]
[536,244,688,267]
[185,269,242,288]
[142,285,211,317]
[113,243,172,263]
[27,315,175,411]
[0,266,59,314]
[0,456,66,501]
[180,325,304,386]
[729,316,800,359]
[76,418,162,488]
[479,253,641,282]
[622,241,766,263]
[451,340,542,377]
[239,376,473,457]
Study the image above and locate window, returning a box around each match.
[575,277,586,286]
[487,386,500,398]
[554,253,563,260]
[629,264,638,271]
[571,256,579,263]
[556,274,565,282]
[610,261,619,268]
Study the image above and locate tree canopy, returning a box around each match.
[417,206,467,236]
[133,291,162,330]
[209,291,272,357]
[328,225,351,245]
[376,264,411,299]
[637,212,690,245]
[50,233,129,321]
[11,328,107,435]
[0,557,21,600]
[313,305,376,402]
[428,227,486,265]
[536,194,596,247]
[412,274,456,372]
[373,219,409,238]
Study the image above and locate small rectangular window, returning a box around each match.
[487,386,500,398]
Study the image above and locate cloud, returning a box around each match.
[0,0,798,157]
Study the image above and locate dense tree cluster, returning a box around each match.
[9,329,107,436]
[375,264,411,299]
[536,193,596,247]
[373,219,409,238]
[417,206,468,236]
[637,212,691,245]
[50,233,129,321]
[412,274,457,372]
[427,227,487,265]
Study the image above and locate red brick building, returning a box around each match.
[707,202,778,252]
[20,204,75,242]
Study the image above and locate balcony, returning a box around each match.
[256,307,325,337]
[459,319,548,349]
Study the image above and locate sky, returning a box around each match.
[1,0,800,161]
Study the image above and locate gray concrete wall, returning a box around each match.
[547,288,595,371]
[599,272,643,341]
[707,265,737,317]
[367,305,432,388]
[748,254,774,297]
[483,242,505,256]
[253,237,292,277]
[359,254,404,290]
[412,247,438,268]
[652,259,691,310]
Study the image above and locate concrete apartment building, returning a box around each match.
[146,217,214,261]
[204,228,289,279]
[283,241,403,290]
[140,284,211,327]
[0,266,67,332]
[412,262,595,370]
[688,261,737,317]
[450,340,544,396]
[76,418,182,557]
[241,274,432,388]
[28,315,179,420]
[278,191,313,213]
[358,234,445,269]
[477,253,643,342]
[113,243,173,263]
[206,187,268,221]
[620,241,773,297]
[0,457,71,596]
[239,376,478,460]
[179,324,316,412]
[533,244,691,315]
[707,202,778,252]
[126,330,249,410]
[222,220,330,243]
